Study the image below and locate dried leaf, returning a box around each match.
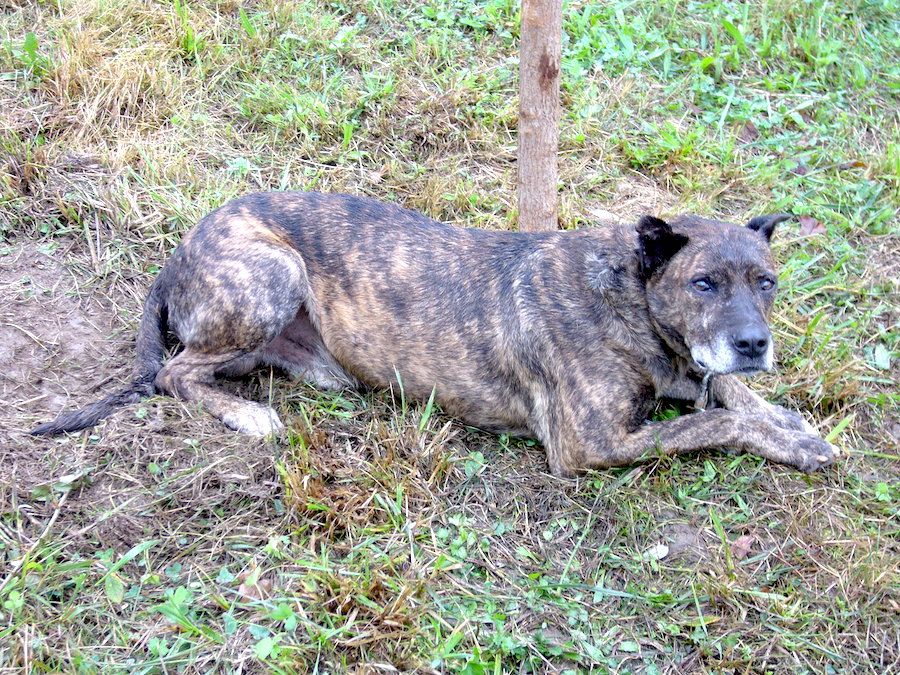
[236,570,273,601]
[798,215,826,236]
[791,163,810,176]
[643,543,670,560]
[737,121,759,143]
[237,579,272,601]
[731,535,755,561]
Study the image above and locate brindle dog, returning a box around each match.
[32,192,838,475]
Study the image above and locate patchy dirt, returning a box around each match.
[659,522,706,563]
[0,239,283,556]
[1,241,122,488]
[0,241,122,424]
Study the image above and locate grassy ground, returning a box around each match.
[1,0,897,672]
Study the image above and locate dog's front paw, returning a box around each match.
[222,405,284,436]
[767,403,818,434]
[785,431,839,473]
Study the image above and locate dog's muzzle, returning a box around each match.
[690,334,774,376]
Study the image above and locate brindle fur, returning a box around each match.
[32,192,837,475]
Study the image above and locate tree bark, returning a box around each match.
[518,0,561,232]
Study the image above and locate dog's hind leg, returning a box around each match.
[215,352,263,379]
[156,348,284,435]
[210,305,357,391]
[160,237,317,433]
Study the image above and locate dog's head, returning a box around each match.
[637,212,792,375]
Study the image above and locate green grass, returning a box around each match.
[1,0,897,672]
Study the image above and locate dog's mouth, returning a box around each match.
[732,365,765,375]
[694,359,767,376]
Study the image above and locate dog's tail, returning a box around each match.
[30,271,170,436]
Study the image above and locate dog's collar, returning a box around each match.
[694,371,713,411]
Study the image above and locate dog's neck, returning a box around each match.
[646,308,693,363]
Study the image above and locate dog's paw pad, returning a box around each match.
[222,406,284,436]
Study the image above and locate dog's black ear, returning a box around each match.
[637,216,689,280]
[746,213,792,243]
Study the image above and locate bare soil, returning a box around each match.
[0,239,283,558]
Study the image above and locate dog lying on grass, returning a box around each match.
[32,192,837,476]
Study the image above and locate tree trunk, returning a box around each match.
[517,0,562,232]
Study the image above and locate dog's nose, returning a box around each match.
[731,326,770,359]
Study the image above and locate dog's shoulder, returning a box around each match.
[570,222,641,292]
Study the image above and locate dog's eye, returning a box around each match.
[758,277,776,291]
[691,277,715,292]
